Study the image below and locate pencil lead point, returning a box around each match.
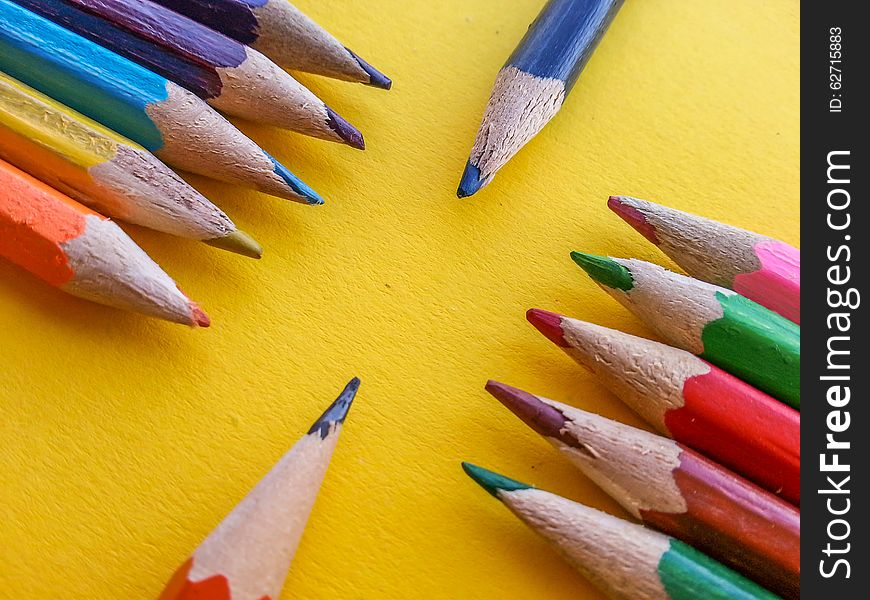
[326,107,365,150]
[457,161,487,198]
[526,308,570,347]
[346,48,392,90]
[607,196,659,244]
[267,154,325,205]
[570,252,634,291]
[191,303,211,327]
[484,381,570,441]
[462,462,532,498]
[205,229,263,259]
[308,377,360,439]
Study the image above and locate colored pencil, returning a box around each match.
[0,158,209,325]
[159,377,359,600]
[485,381,800,599]
[525,309,800,504]
[0,71,261,258]
[462,464,781,600]
[608,196,801,324]
[456,0,623,197]
[16,0,364,148]
[0,0,321,204]
[570,253,800,408]
[149,0,391,90]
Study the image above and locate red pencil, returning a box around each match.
[485,381,801,599]
[526,308,800,505]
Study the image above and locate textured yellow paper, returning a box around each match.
[0,1,798,598]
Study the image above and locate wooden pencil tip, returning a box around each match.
[456,161,487,198]
[484,381,569,441]
[308,377,360,439]
[267,153,325,205]
[461,462,532,498]
[326,107,365,150]
[570,252,634,291]
[204,230,263,259]
[191,304,211,328]
[607,196,659,244]
[345,47,392,90]
[526,308,569,347]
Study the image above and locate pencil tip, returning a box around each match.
[570,252,634,291]
[326,107,365,150]
[456,161,487,198]
[462,462,532,498]
[267,154,325,205]
[308,377,360,439]
[484,381,569,441]
[526,308,569,347]
[346,48,392,89]
[191,304,211,327]
[205,229,263,259]
[607,196,659,244]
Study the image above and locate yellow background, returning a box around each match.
[0,1,798,598]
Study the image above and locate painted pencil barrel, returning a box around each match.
[525,310,800,504]
[608,196,801,323]
[463,464,781,600]
[0,71,261,257]
[0,0,321,203]
[570,253,800,408]
[15,0,364,146]
[0,158,208,325]
[149,0,392,88]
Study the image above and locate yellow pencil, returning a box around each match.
[0,71,260,258]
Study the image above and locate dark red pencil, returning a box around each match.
[526,308,800,505]
[485,380,801,600]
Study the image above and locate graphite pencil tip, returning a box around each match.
[570,252,634,291]
[526,308,569,347]
[462,462,532,498]
[326,107,365,150]
[607,196,659,244]
[484,381,571,442]
[205,229,263,259]
[267,154,325,205]
[308,377,360,439]
[346,48,392,90]
[456,161,487,198]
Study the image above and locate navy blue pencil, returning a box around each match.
[457,0,623,198]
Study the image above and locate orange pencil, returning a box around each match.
[0,157,208,326]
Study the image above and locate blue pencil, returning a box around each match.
[0,0,321,203]
[457,0,623,198]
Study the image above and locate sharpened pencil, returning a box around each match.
[0,158,209,325]
[159,377,359,600]
[457,0,623,197]
[462,463,781,600]
[525,309,800,504]
[0,0,321,204]
[0,71,260,258]
[570,253,800,408]
[150,0,391,89]
[608,196,801,324]
[484,382,800,599]
[16,0,364,148]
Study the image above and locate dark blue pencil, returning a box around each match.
[457,0,623,198]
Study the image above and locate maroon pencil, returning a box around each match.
[485,380,801,599]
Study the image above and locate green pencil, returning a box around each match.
[570,252,800,408]
[462,463,782,600]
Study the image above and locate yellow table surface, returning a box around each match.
[0,1,798,598]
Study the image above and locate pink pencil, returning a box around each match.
[608,196,800,324]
